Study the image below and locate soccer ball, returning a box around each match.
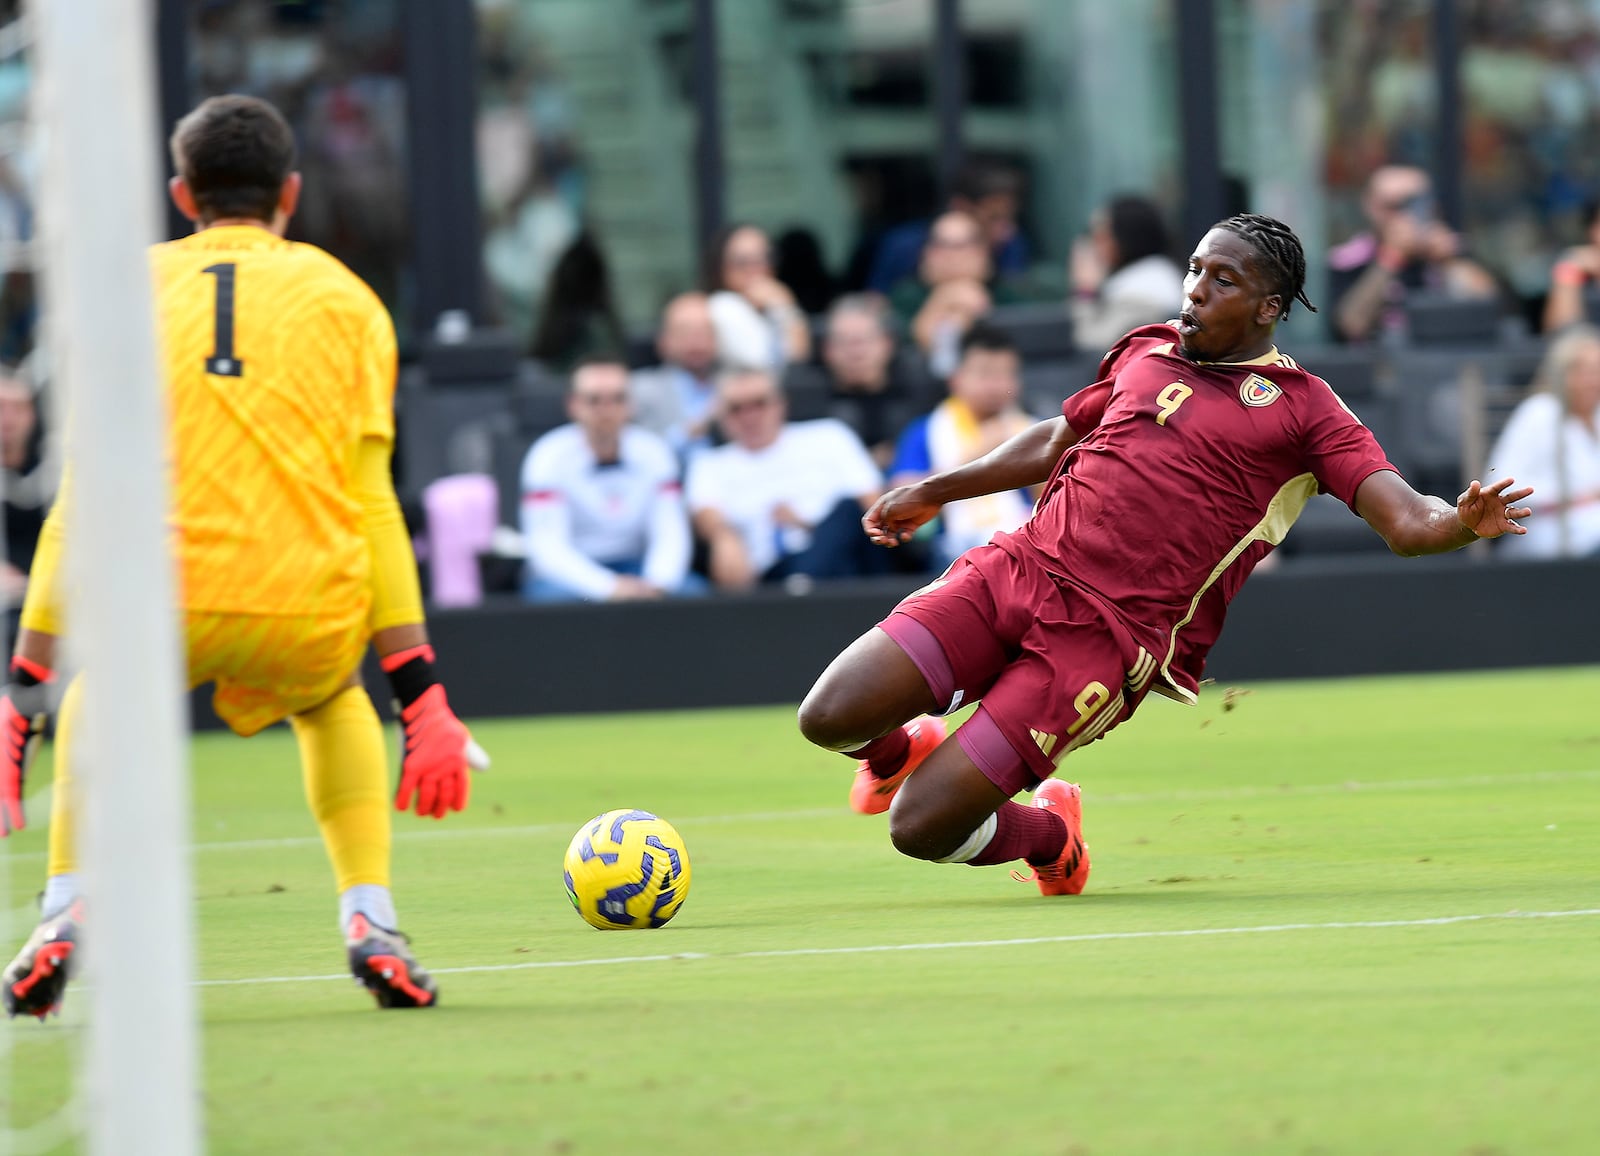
[563,809,692,930]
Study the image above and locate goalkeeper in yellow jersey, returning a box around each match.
[0,95,488,1016]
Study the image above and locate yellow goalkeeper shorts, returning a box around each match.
[186,610,367,736]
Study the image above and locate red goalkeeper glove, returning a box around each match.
[381,644,489,820]
[0,656,54,836]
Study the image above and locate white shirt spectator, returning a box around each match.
[686,418,881,576]
[520,423,691,599]
[1485,392,1600,558]
[708,290,789,372]
[1070,253,1186,351]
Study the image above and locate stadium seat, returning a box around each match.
[1342,393,1410,477]
[417,328,521,384]
[1289,345,1380,400]
[490,422,534,529]
[985,302,1076,360]
[1022,353,1103,416]
[1389,348,1535,496]
[780,362,834,422]
[1402,294,1505,346]
[512,382,570,439]
[1280,493,1388,557]
[395,369,517,501]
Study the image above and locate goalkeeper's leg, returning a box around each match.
[291,685,436,1008]
[3,677,83,1018]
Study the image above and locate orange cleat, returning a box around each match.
[1013,779,1091,896]
[849,715,948,815]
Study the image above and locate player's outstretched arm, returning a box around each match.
[865,416,1079,547]
[1354,470,1533,557]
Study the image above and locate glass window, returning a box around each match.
[474,0,698,348]
[718,0,940,304]
[1219,0,1437,340]
[1459,0,1600,311]
[962,0,1180,297]
[0,0,34,365]
[190,0,412,335]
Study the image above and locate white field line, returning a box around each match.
[3,767,1596,864]
[195,907,1600,988]
[1089,767,1600,803]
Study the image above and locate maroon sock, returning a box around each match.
[967,801,1068,866]
[854,727,911,779]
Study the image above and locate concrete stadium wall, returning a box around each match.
[190,554,1600,729]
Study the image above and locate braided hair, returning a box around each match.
[1216,213,1317,320]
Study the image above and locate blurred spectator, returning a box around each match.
[631,292,721,460]
[1328,166,1499,343]
[519,359,694,601]
[818,294,933,468]
[686,370,884,590]
[702,224,811,371]
[1069,194,1185,351]
[0,365,54,634]
[1543,201,1600,333]
[889,324,1035,566]
[868,162,1030,295]
[477,16,583,347]
[1485,325,1600,559]
[530,231,627,372]
[774,227,838,316]
[891,210,1017,378]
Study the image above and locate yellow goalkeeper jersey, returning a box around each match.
[149,225,396,620]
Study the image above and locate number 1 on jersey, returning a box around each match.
[202,262,244,377]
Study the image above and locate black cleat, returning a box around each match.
[345,913,438,1008]
[3,902,80,1021]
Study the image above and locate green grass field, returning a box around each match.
[4,666,1599,1155]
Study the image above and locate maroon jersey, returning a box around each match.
[994,323,1395,703]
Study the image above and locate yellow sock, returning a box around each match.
[45,676,83,879]
[290,686,391,893]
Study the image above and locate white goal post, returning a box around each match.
[30,1,200,1153]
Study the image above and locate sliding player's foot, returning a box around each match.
[345,913,437,1008]
[3,901,81,1020]
[849,715,948,815]
[1013,780,1091,896]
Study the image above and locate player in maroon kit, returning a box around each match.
[796,213,1532,896]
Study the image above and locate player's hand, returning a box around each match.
[1421,222,1461,264]
[0,658,54,836]
[395,685,490,819]
[1069,235,1105,295]
[863,484,943,547]
[1557,245,1600,279]
[1457,477,1533,539]
[1379,211,1425,261]
[609,575,663,601]
[382,644,490,820]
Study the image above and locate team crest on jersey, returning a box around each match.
[1239,374,1282,407]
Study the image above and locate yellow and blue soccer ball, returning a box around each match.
[563,810,692,930]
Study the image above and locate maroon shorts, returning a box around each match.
[879,544,1158,796]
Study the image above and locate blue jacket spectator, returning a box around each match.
[868,163,1031,294]
[890,325,1036,565]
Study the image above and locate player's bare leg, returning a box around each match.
[798,627,940,749]
[798,627,949,813]
[886,713,1090,894]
